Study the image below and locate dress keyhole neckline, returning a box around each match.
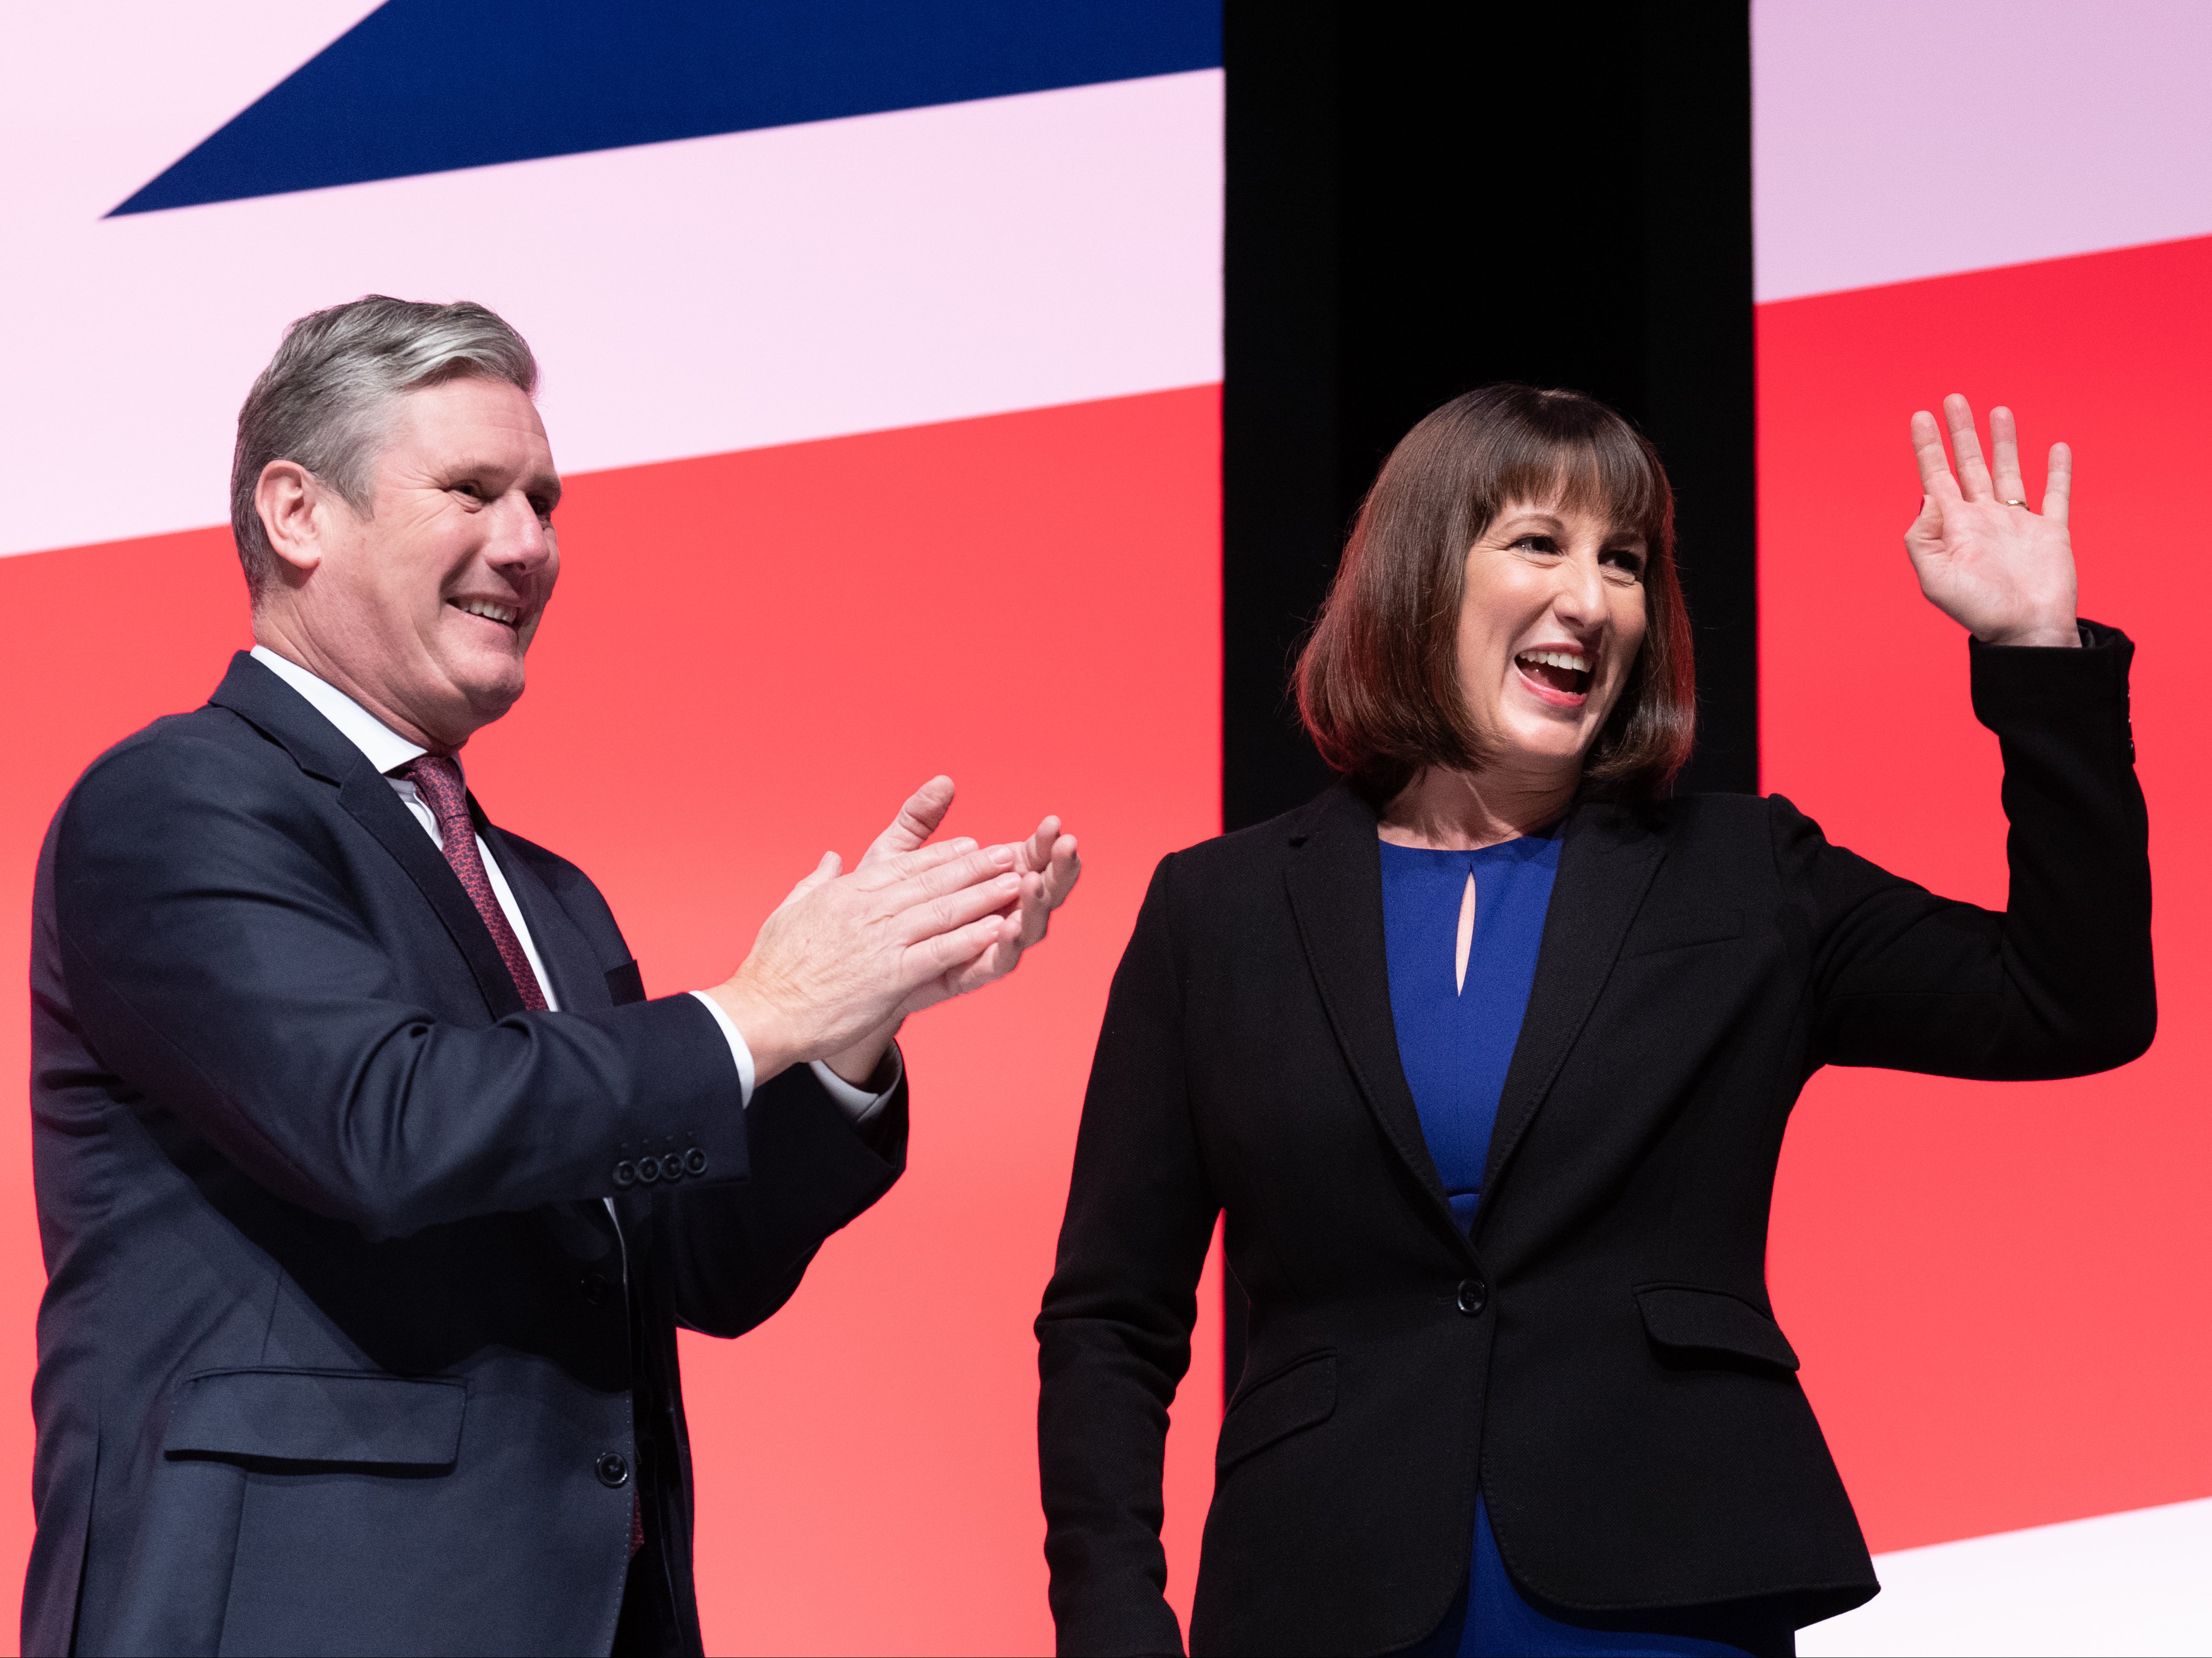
[1455,870,1476,996]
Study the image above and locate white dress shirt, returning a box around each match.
[248,646,895,1125]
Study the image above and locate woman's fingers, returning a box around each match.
[1944,394,1994,499]
[1988,405,2027,502]
[1910,409,1963,499]
[2042,441,2073,526]
[1905,489,1944,550]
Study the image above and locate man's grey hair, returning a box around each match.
[229,296,539,602]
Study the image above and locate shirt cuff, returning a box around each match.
[687,990,756,1109]
[683,992,902,1126]
[810,1048,903,1128]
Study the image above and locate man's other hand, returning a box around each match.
[709,809,1020,1087]
[707,778,1080,1090]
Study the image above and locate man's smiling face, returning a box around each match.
[280,374,561,750]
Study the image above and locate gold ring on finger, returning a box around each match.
[2001,497,2028,508]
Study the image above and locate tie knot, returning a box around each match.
[400,755,470,831]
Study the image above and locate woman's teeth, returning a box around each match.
[1516,649,1593,693]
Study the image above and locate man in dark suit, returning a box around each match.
[24,296,1079,1656]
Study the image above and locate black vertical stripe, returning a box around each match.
[1221,0,1756,1400]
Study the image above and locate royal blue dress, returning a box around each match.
[1378,837,1750,1658]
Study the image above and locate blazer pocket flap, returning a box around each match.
[1634,1286,1799,1372]
[162,1369,466,1466]
[604,958,646,1006]
[1626,908,1743,956]
[1217,1352,1336,1473]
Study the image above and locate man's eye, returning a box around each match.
[454,482,484,500]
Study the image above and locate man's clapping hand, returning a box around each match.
[707,777,1081,1090]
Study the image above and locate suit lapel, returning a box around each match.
[1282,787,1458,1228]
[337,774,529,1020]
[477,817,610,1013]
[208,652,525,1022]
[1477,799,1665,1220]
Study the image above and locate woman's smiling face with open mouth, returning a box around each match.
[1455,497,1649,777]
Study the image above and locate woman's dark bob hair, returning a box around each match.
[1295,384,1696,804]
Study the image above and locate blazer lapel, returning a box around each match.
[339,771,529,1019]
[477,817,610,1013]
[208,652,526,1022]
[1282,786,1458,1229]
[1477,799,1665,1219]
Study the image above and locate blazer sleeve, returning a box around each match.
[657,1063,909,1339]
[52,732,746,1241]
[1777,621,2155,1080]
[1036,854,1220,1658]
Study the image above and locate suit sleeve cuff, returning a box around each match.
[686,989,756,1109]
[810,1047,903,1127]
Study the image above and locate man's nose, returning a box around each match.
[484,492,554,572]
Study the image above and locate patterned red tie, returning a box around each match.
[400,756,548,1011]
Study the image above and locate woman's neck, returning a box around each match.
[1377,765,1576,851]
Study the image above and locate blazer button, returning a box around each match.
[637,1155,662,1184]
[580,1272,613,1306]
[596,1452,631,1488]
[612,1160,637,1189]
[1456,1277,1489,1317]
[683,1148,707,1177]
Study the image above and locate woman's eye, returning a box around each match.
[1513,534,1560,555]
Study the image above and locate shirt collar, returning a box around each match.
[249,644,439,779]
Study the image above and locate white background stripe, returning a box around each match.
[0,9,1221,558]
[1754,0,2212,301]
[1799,1499,2212,1657]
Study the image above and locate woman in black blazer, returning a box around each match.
[1035,386,2152,1657]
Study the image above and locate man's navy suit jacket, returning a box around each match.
[24,653,907,1656]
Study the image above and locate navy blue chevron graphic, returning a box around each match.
[112,0,1222,216]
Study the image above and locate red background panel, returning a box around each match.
[1759,237,2212,1552]
[0,386,1224,1653]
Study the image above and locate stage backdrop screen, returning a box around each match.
[1755,3,2209,1651]
[0,5,1223,1653]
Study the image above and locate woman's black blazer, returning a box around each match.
[1037,628,2152,1656]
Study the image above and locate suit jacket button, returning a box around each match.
[596,1452,631,1488]
[683,1148,707,1176]
[580,1272,613,1306]
[1456,1277,1489,1317]
[637,1155,662,1184]
[612,1160,637,1189]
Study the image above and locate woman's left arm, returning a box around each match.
[1780,397,2154,1080]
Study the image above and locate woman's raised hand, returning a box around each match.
[1905,395,2080,648]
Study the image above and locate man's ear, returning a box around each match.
[256,458,334,577]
